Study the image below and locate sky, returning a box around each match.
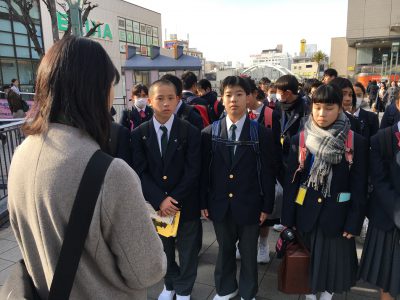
[127,0,348,65]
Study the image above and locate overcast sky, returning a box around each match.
[127,0,348,65]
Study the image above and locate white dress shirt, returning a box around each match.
[10,85,20,95]
[153,114,174,155]
[226,113,246,154]
[353,108,361,118]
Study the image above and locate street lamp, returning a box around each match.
[69,0,83,37]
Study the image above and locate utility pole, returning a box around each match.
[69,0,83,36]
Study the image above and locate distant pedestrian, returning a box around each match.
[10,78,20,95]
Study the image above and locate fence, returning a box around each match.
[0,120,25,225]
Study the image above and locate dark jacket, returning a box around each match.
[6,90,23,113]
[345,111,362,135]
[281,132,368,237]
[176,101,204,131]
[119,106,153,131]
[357,108,379,140]
[182,91,207,106]
[380,103,400,129]
[200,91,224,122]
[109,122,131,166]
[368,84,379,100]
[368,125,400,231]
[200,117,276,225]
[131,117,201,222]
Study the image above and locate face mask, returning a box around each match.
[269,94,277,101]
[356,97,363,109]
[135,97,148,109]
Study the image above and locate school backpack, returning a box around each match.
[263,106,273,128]
[295,130,354,176]
[210,119,264,196]
[186,95,221,127]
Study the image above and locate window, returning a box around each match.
[0,19,11,32]
[13,22,27,34]
[16,47,30,58]
[306,64,312,68]
[1,59,17,84]
[0,32,13,45]
[14,34,29,47]
[0,46,14,57]
[17,60,33,84]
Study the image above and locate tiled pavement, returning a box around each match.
[0,220,396,299]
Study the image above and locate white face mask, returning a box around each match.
[356,97,363,109]
[269,94,277,101]
[135,97,148,109]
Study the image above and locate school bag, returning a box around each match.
[185,95,221,127]
[295,130,354,176]
[210,119,264,196]
[263,106,273,128]
[377,126,400,160]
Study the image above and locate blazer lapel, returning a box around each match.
[163,118,179,171]
[283,112,300,133]
[231,118,250,170]
[219,118,232,168]
[146,120,163,166]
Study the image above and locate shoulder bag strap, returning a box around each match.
[48,150,113,300]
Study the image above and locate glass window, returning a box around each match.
[0,19,11,31]
[29,2,40,20]
[146,25,152,36]
[133,33,141,44]
[140,34,146,45]
[133,21,139,33]
[30,37,43,48]
[0,32,13,45]
[16,47,30,58]
[15,34,29,46]
[126,20,133,31]
[153,37,159,46]
[0,45,14,57]
[17,60,33,85]
[0,0,8,13]
[140,24,146,34]
[13,22,27,34]
[35,25,42,37]
[152,27,158,37]
[119,42,126,53]
[146,36,152,46]
[126,31,133,43]
[1,59,18,84]
[118,18,125,29]
[31,48,40,59]
[119,30,126,42]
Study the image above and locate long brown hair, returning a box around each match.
[23,36,119,150]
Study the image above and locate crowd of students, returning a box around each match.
[110,66,400,300]
[6,37,400,300]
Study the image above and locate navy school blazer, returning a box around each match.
[281,132,368,237]
[200,117,276,226]
[368,124,400,231]
[130,117,201,222]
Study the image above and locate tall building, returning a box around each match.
[250,45,292,69]
[331,0,400,83]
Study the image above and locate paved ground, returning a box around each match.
[0,219,397,300]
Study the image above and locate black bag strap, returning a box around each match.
[48,150,113,300]
[109,122,121,157]
[379,127,393,160]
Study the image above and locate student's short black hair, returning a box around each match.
[149,79,177,98]
[353,82,366,95]
[181,71,197,90]
[220,76,250,95]
[11,78,17,84]
[312,84,343,106]
[197,79,212,91]
[259,77,271,85]
[275,75,299,95]
[160,74,182,97]
[243,77,258,93]
[323,68,338,78]
[303,79,322,94]
[256,88,265,100]
[131,83,148,97]
[372,80,377,85]
[330,77,357,107]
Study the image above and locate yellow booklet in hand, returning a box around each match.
[146,202,181,238]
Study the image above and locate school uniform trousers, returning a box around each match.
[201,117,276,300]
[131,118,202,296]
[282,132,368,293]
[359,124,400,297]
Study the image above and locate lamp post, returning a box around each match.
[382,54,388,81]
[393,42,400,81]
[69,0,83,37]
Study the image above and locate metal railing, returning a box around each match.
[0,120,25,225]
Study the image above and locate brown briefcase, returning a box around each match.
[277,241,311,294]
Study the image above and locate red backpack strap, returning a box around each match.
[213,100,219,116]
[263,106,273,128]
[292,130,307,183]
[345,130,354,166]
[193,104,210,127]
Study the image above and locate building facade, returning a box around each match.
[0,1,44,92]
[331,0,400,83]
[250,45,292,70]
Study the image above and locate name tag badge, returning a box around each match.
[295,185,307,206]
[337,192,351,203]
[280,136,284,146]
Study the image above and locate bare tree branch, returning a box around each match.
[85,20,102,37]
[82,1,98,25]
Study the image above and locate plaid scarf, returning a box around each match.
[304,112,350,197]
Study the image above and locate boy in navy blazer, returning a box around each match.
[201,76,276,300]
[131,80,201,300]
